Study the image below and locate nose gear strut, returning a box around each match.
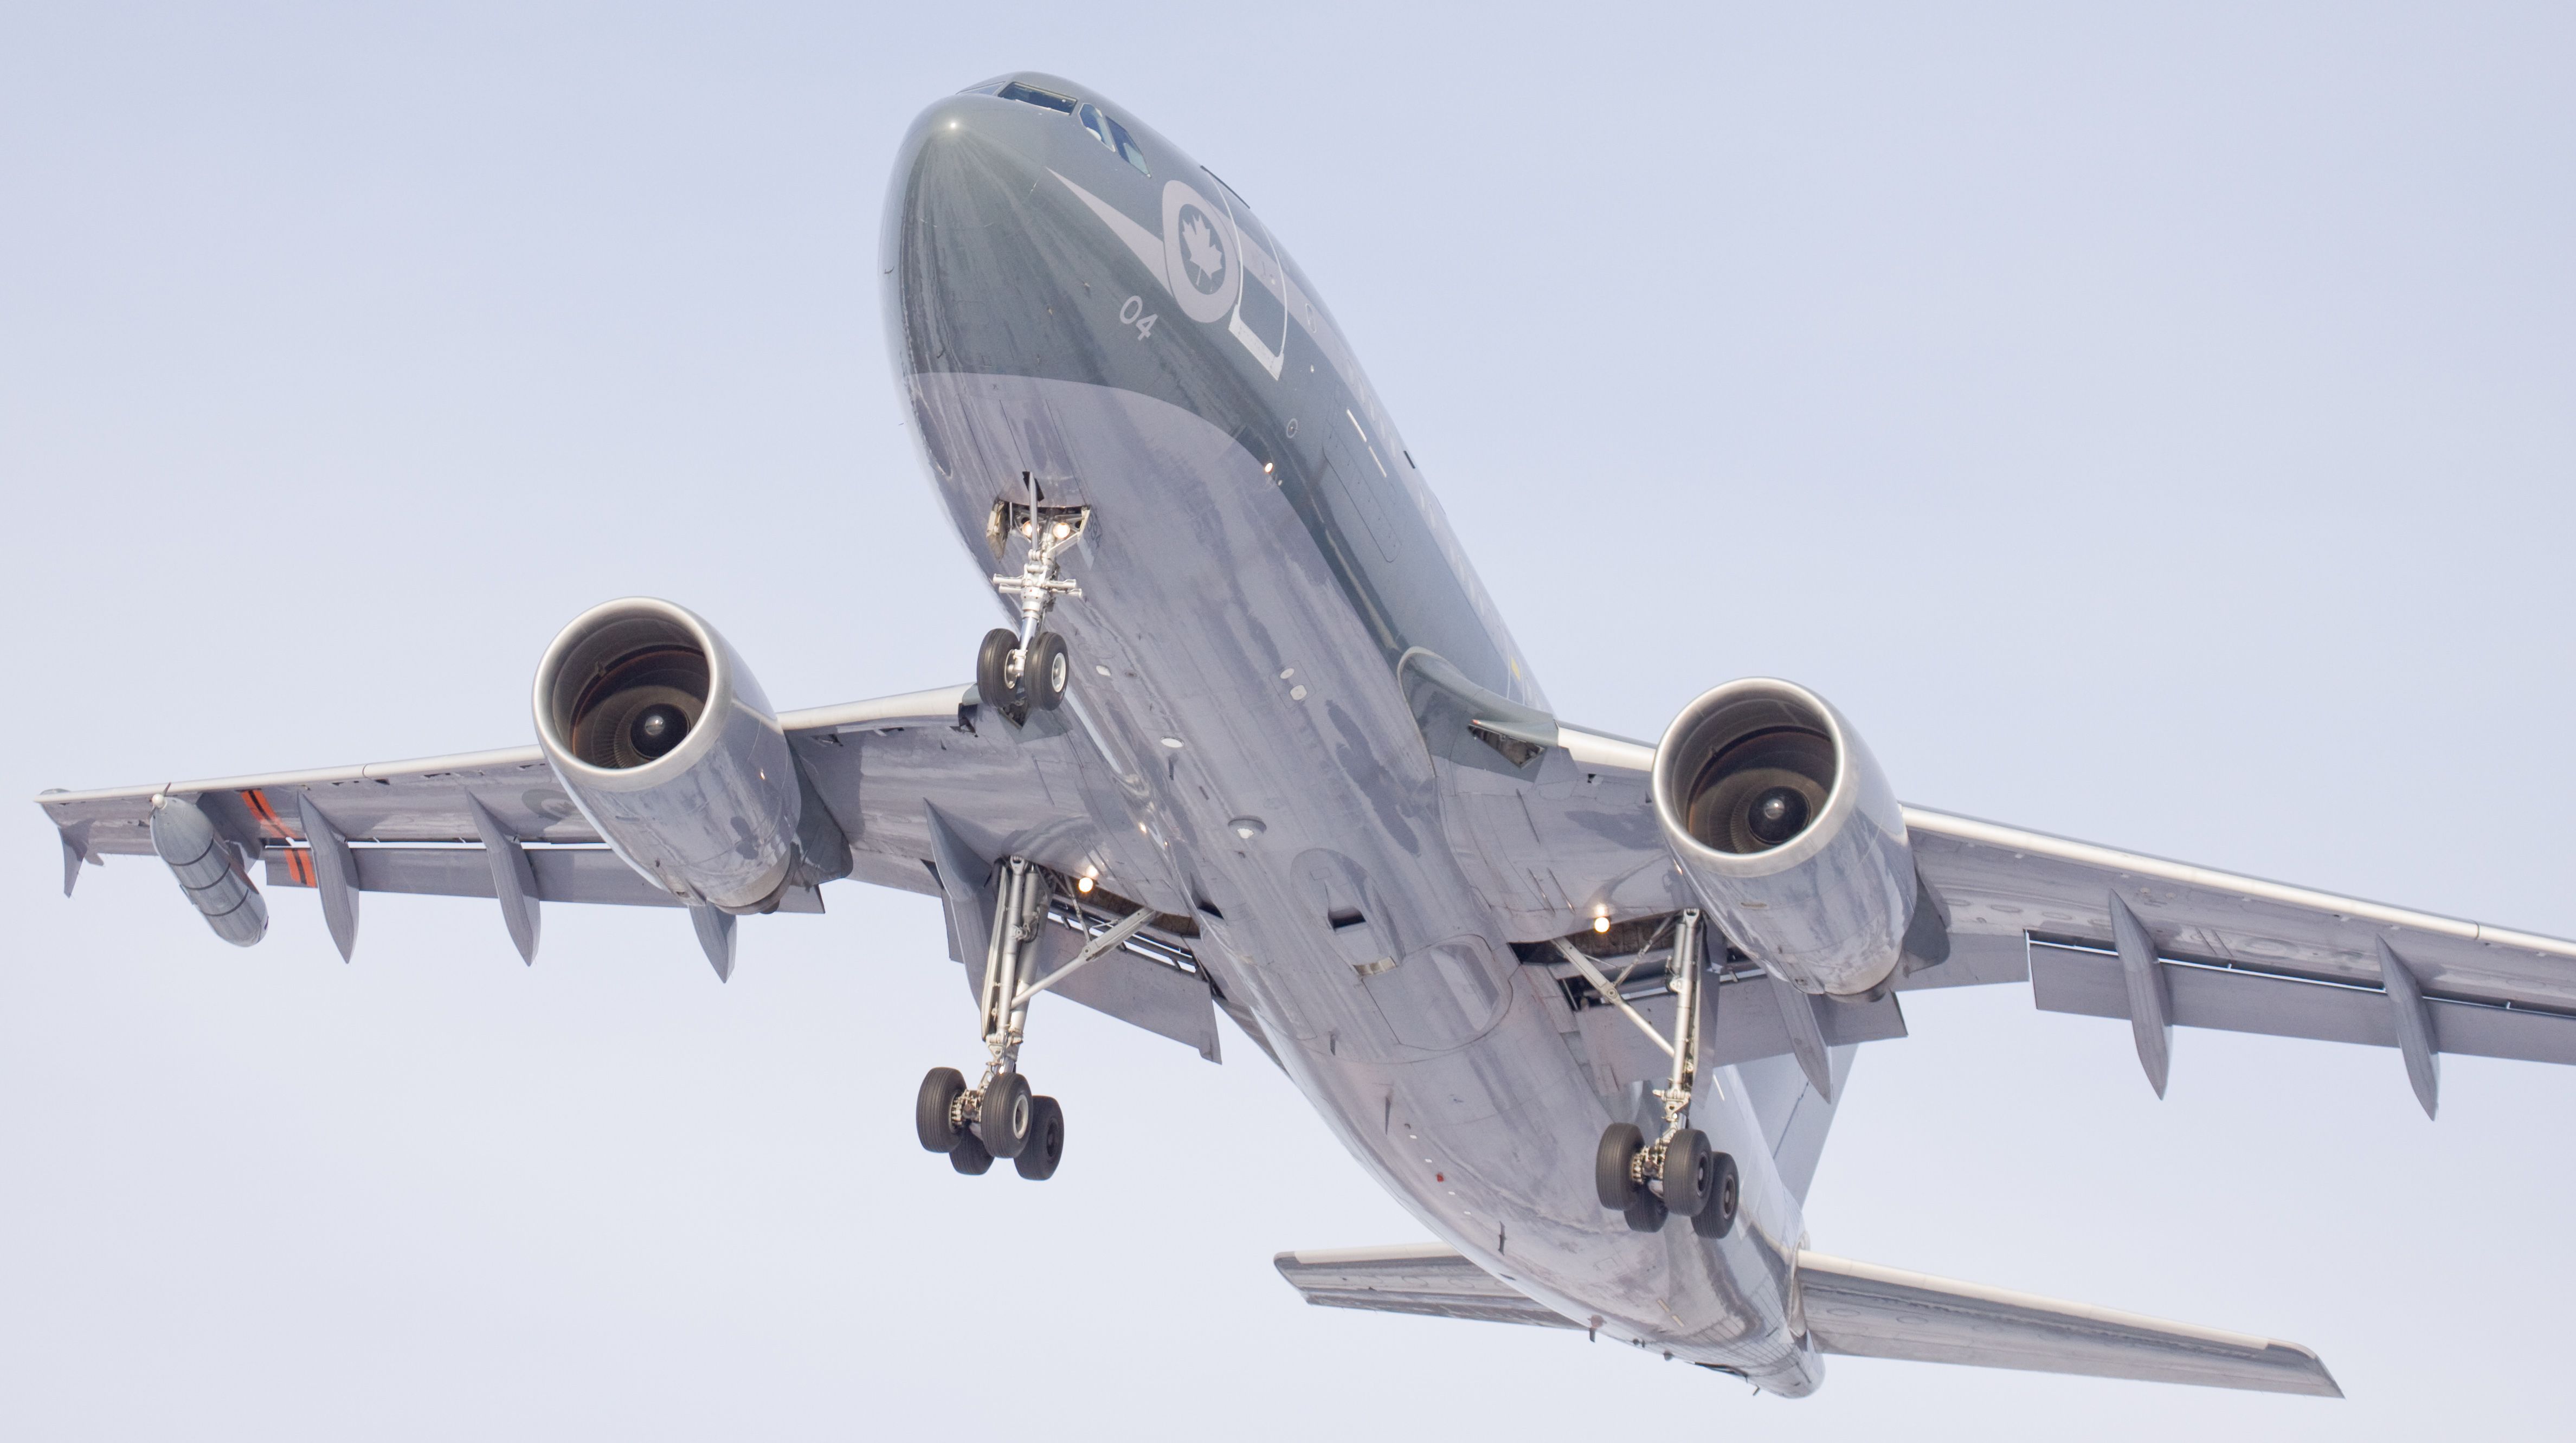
[915,856,1156,1182]
[1563,910,1742,1237]
[977,472,1089,725]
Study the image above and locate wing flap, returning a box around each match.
[2031,939,2576,1065]
[958,886,1220,1061]
[1552,964,1908,1096]
[1273,1245,1574,1330]
[263,846,825,912]
[1798,1250,2340,1396]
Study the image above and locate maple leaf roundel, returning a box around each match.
[1158,179,1240,325]
[1176,207,1227,295]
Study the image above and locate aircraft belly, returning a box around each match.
[906,371,1819,1388]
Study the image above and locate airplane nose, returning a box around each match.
[883,82,1201,390]
[891,97,1048,235]
[883,94,1102,381]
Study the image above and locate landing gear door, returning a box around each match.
[1209,173,1291,381]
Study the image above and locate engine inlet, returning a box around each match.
[1652,678,1916,997]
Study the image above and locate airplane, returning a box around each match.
[35,71,2576,1400]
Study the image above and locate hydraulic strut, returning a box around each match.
[1576,909,1741,1235]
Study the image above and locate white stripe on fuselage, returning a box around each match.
[1051,168,1386,441]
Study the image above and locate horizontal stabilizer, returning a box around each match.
[1798,1251,2340,1396]
[1278,1244,2336,1397]
[1273,1245,1573,1330]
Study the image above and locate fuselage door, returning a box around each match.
[1208,175,1291,380]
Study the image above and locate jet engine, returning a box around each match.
[1651,678,1916,998]
[533,597,809,913]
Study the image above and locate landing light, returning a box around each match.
[1077,875,1094,894]
[1263,462,1274,474]
[1052,521,1072,539]
[1592,916,1612,935]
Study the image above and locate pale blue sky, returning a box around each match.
[5,4,2572,1438]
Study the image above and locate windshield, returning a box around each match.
[1077,102,1150,177]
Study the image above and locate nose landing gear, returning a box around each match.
[977,475,1087,725]
[1566,911,1741,1239]
[915,856,1156,1183]
[977,628,1071,725]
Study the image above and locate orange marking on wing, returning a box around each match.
[240,788,293,839]
[284,847,315,886]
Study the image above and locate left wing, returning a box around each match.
[1455,726,2576,1109]
[1902,806,2576,1109]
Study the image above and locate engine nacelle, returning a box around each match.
[1651,678,1916,998]
[533,598,804,913]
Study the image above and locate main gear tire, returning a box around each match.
[980,1072,1034,1159]
[948,1131,993,1175]
[1690,1152,1741,1239]
[1622,1188,1669,1233]
[914,1066,966,1154]
[1013,1096,1066,1181]
[1661,1129,1716,1217]
[1594,1122,1645,1209]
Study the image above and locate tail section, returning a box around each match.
[1273,1242,2340,1397]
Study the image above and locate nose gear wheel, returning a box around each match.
[977,472,1087,725]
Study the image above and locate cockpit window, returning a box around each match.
[996,81,1077,114]
[1077,103,1151,177]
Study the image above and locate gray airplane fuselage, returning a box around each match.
[886,74,1824,1391]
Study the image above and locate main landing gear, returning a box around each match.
[916,856,1156,1183]
[1583,910,1741,1238]
[977,473,1088,726]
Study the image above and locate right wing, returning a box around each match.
[38,687,1036,912]
[37,686,1220,1054]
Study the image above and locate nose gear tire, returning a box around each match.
[1595,1122,1645,1209]
[1013,1095,1065,1180]
[975,629,1024,720]
[981,1072,1034,1158]
[1026,632,1070,711]
[915,1066,966,1153]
